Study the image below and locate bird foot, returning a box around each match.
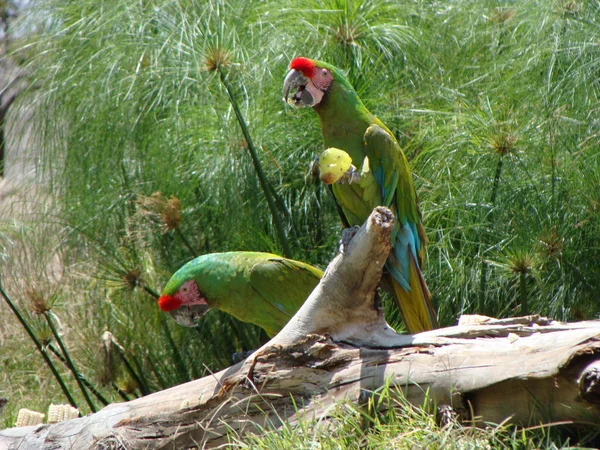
[339,225,361,254]
[232,349,255,364]
[336,164,360,184]
[218,345,279,397]
[306,155,321,183]
[239,344,283,391]
[218,355,260,397]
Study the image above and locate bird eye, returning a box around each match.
[182,286,188,293]
[321,69,328,77]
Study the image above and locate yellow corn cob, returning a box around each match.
[15,408,45,427]
[47,404,79,423]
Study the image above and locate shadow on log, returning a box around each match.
[1,207,600,449]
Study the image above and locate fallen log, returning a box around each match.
[1,207,599,449]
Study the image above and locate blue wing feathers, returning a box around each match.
[374,166,385,196]
[374,164,398,208]
[408,221,421,257]
[385,221,422,293]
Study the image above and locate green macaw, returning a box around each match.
[283,57,438,333]
[158,251,323,337]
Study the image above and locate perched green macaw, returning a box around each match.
[283,57,438,333]
[158,252,323,337]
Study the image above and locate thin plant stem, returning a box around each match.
[477,261,488,314]
[549,116,558,217]
[146,352,169,390]
[519,272,528,315]
[141,283,160,299]
[159,313,189,382]
[489,156,504,205]
[44,311,97,413]
[175,228,198,258]
[267,181,300,241]
[112,383,132,402]
[48,344,110,407]
[113,344,150,396]
[0,284,79,410]
[478,154,504,313]
[218,69,292,258]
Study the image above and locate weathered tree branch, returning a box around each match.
[1,207,600,449]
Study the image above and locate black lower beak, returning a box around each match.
[292,86,314,106]
[169,304,211,327]
[283,69,311,107]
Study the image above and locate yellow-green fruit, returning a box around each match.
[319,147,353,184]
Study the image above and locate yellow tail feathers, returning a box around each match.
[387,254,438,334]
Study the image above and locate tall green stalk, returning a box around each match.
[113,343,150,396]
[218,70,292,258]
[141,283,160,299]
[159,313,189,382]
[112,384,132,402]
[0,284,79,410]
[44,311,97,413]
[519,271,528,315]
[176,228,198,258]
[478,155,504,313]
[48,344,109,407]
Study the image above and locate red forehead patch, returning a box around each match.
[158,294,182,312]
[290,57,315,78]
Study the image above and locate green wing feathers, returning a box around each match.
[363,124,436,332]
[249,257,322,318]
[245,254,323,336]
[363,124,419,225]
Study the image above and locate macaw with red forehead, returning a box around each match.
[158,252,323,337]
[283,57,438,333]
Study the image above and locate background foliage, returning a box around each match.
[1,0,599,445]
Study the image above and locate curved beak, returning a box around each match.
[169,303,211,328]
[283,69,314,107]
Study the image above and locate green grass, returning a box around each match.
[1,0,600,446]
[230,384,593,449]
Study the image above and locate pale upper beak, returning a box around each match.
[283,69,315,107]
[169,303,211,327]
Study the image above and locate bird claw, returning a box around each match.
[339,225,361,254]
[241,354,260,390]
[232,349,255,365]
[336,164,360,184]
[218,354,260,397]
[306,156,320,183]
[218,345,276,397]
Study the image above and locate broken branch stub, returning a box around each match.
[267,206,395,348]
[261,206,461,350]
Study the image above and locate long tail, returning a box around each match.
[385,252,438,334]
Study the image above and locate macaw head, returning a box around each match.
[283,57,349,108]
[158,275,210,327]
